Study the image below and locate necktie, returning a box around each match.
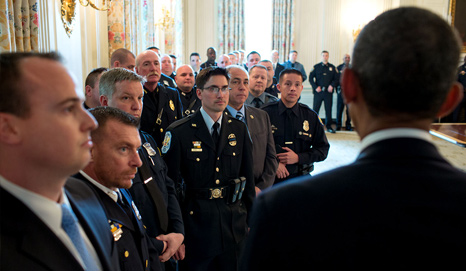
[61,204,99,271]
[253,98,262,108]
[235,111,244,121]
[285,109,294,142]
[212,122,220,148]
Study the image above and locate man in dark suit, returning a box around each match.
[99,68,185,271]
[75,107,162,271]
[241,7,466,270]
[162,67,255,271]
[0,52,119,271]
[271,50,284,82]
[226,65,278,193]
[136,50,183,147]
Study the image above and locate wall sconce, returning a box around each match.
[79,0,111,11]
[156,6,174,30]
[352,25,362,43]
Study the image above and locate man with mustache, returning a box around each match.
[74,106,162,271]
[136,50,183,147]
[162,67,254,271]
[245,64,279,108]
[99,68,185,271]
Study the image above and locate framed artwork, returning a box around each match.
[449,0,466,52]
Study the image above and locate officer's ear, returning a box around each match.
[85,85,93,98]
[0,113,22,145]
[196,88,203,100]
[100,95,109,106]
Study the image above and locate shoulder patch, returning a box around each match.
[161,131,172,154]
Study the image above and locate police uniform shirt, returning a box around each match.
[262,100,330,182]
[177,87,201,117]
[200,61,217,69]
[264,83,279,98]
[309,62,338,92]
[0,175,102,270]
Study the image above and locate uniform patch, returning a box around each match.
[161,131,172,154]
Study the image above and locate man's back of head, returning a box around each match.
[349,7,462,123]
[110,48,136,71]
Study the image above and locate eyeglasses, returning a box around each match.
[202,86,230,94]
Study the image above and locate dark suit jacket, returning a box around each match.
[140,83,183,147]
[273,63,285,82]
[1,178,120,271]
[163,110,255,258]
[73,173,161,271]
[226,106,278,190]
[241,138,466,270]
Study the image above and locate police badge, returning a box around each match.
[303,120,309,132]
[169,100,175,111]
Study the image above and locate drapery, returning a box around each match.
[107,0,156,58]
[0,0,39,52]
[272,0,294,63]
[218,0,245,54]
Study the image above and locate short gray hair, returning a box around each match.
[99,68,145,98]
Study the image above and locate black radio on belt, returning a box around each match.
[228,177,246,204]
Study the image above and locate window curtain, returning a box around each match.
[107,0,156,58]
[0,0,39,52]
[272,0,294,63]
[218,0,245,54]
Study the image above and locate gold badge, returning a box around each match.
[303,120,309,132]
[228,133,237,146]
[169,100,175,111]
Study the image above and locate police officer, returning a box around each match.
[175,64,201,117]
[162,67,254,271]
[136,50,183,147]
[99,68,185,271]
[336,54,353,131]
[75,107,162,271]
[262,68,330,185]
[309,50,339,133]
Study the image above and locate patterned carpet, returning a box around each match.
[312,130,466,175]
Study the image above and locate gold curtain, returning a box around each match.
[218,0,245,55]
[0,0,39,52]
[107,0,156,58]
[272,0,294,63]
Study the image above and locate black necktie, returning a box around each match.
[253,98,262,108]
[285,109,294,142]
[212,122,220,148]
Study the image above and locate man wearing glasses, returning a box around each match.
[162,67,254,271]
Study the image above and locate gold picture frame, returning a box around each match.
[449,0,466,52]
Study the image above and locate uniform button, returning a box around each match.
[216,179,220,184]
[217,157,220,160]
[189,211,194,215]
[124,251,129,258]
[196,158,200,162]
[216,167,219,172]
[233,152,236,156]
[160,128,164,133]
[175,116,177,119]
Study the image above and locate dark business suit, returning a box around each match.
[140,83,183,148]
[273,63,285,82]
[226,105,278,190]
[241,138,466,270]
[163,110,254,270]
[1,178,120,271]
[73,173,161,271]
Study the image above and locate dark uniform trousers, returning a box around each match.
[309,62,339,128]
[73,173,162,271]
[162,111,255,271]
[177,87,202,117]
[336,63,351,129]
[129,131,185,271]
[262,100,330,184]
[140,83,183,148]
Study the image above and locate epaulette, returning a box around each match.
[261,100,279,109]
[298,102,312,110]
[166,115,192,130]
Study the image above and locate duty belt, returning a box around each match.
[186,177,247,204]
